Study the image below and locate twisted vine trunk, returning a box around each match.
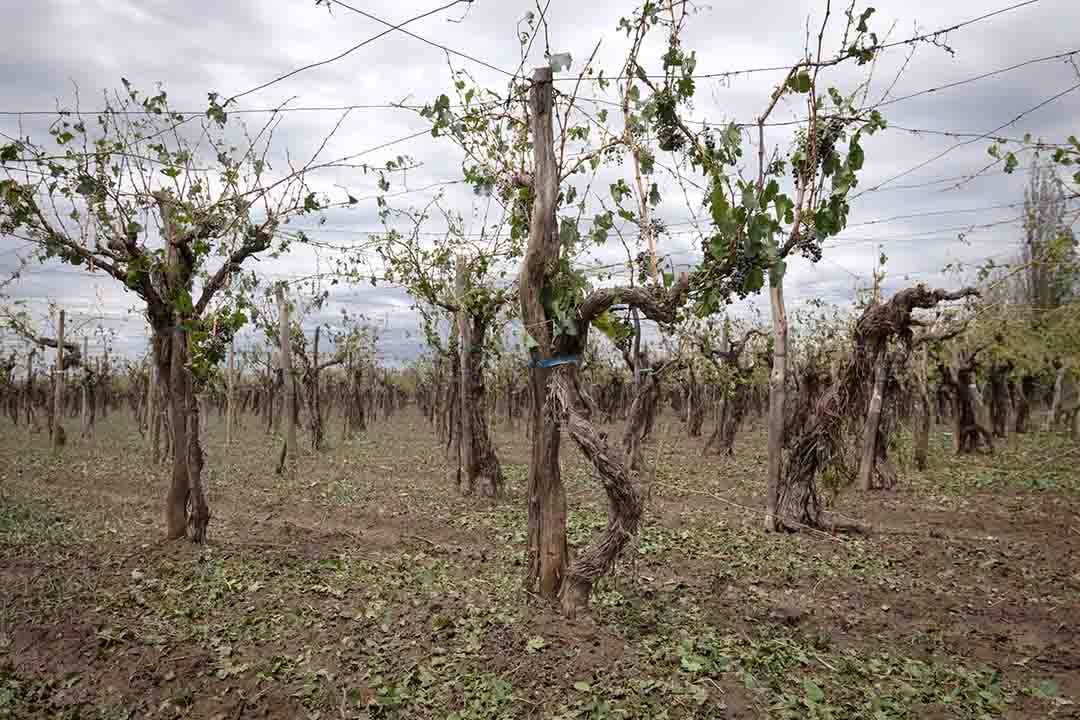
[714,389,750,455]
[685,366,705,438]
[776,285,978,530]
[1045,364,1066,431]
[459,317,502,498]
[943,358,994,454]
[1015,375,1034,433]
[551,367,643,618]
[622,373,661,471]
[159,325,208,540]
[913,348,932,471]
[988,363,1012,438]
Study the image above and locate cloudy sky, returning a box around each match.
[1,0,1078,365]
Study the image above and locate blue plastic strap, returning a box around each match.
[528,355,581,369]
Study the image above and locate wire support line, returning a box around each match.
[853,82,1080,198]
[321,0,515,77]
[553,0,1044,81]
[228,0,475,103]
[873,48,1080,109]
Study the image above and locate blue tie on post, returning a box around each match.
[527,355,581,369]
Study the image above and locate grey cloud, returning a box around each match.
[3,0,1077,362]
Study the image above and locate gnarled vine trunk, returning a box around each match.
[622,369,662,472]
[551,366,642,618]
[988,362,1012,438]
[458,308,502,499]
[775,285,977,530]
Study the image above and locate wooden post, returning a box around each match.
[311,326,322,451]
[226,338,235,446]
[763,280,787,530]
[80,336,89,436]
[25,349,34,433]
[51,309,65,450]
[520,66,568,600]
[148,360,160,463]
[276,286,296,468]
[857,360,887,491]
[266,350,274,433]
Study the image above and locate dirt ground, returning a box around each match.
[1,405,1079,719]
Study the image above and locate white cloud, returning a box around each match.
[2,0,1078,361]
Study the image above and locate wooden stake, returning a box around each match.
[52,309,65,450]
[276,287,296,471]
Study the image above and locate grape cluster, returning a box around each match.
[727,254,761,299]
[799,237,823,264]
[816,117,846,169]
[654,90,685,153]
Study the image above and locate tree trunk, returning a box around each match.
[856,359,887,491]
[764,280,788,531]
[185,354,209,543]
[51,309,65,450]
[164,326,191,539]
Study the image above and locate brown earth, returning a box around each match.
[1,406,1078,718]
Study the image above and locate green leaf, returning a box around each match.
[74,175,97,196]
[803,679,825,703]
[761,179,779,207]
[848,140,865,171]
[746,265,764,291]
[680,655,704,673]
[639,148,655,175]
[1004,151,1018,173]
[740,184,756,210]
[573,681,592,692]
[559,218,581,249]
[1035,679,1058,698]
[526,636,547,653]
[648,183,661,207]
[788,70,812,93]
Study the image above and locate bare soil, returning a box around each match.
[1,407,1078,718]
